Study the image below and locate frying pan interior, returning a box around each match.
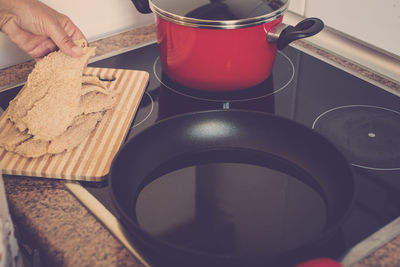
[110,110,354,266]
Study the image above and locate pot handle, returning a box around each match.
[267,18,324,50]
[130,0,152,14]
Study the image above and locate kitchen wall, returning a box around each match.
[1,0,399,69]
[288,0,306,16]
[288,0,400,59]
[0,0,155,69]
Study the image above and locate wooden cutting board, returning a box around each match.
[0,67,149,182]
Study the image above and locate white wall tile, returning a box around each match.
[0,34,32,70]
[288,0,306,16]
[305,0,400,57]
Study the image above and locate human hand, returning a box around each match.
[0,0,86,60]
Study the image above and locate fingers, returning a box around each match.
[29,38,58,60]
[1,19,57,59]
[47,16,85,57]
[1,0,87,58]
[63,17,86,43]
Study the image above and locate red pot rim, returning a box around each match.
[149,0,289,29]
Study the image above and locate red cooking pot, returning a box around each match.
[131,0,324,91]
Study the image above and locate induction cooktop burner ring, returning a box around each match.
[130,91,155,130]
[153,50,295,102]
[312,104,400,171]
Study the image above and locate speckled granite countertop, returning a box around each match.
[1,23,400,267]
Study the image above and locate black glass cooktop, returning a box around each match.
[1,43,399,266]
[84,43,400,266]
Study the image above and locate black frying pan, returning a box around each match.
[109,110,354,267]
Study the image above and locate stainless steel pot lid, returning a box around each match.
[149,0,289,29]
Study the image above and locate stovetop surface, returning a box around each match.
[82,43,400,264]
[2,42,398,265]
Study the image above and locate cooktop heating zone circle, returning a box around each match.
[130,92,155,130]
[153,51,295,102]
[312,105,400,171]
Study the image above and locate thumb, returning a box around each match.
[48,22,83,57]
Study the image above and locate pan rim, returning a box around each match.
[109,109,356,264]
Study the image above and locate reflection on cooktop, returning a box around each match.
[85,42,400,265]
